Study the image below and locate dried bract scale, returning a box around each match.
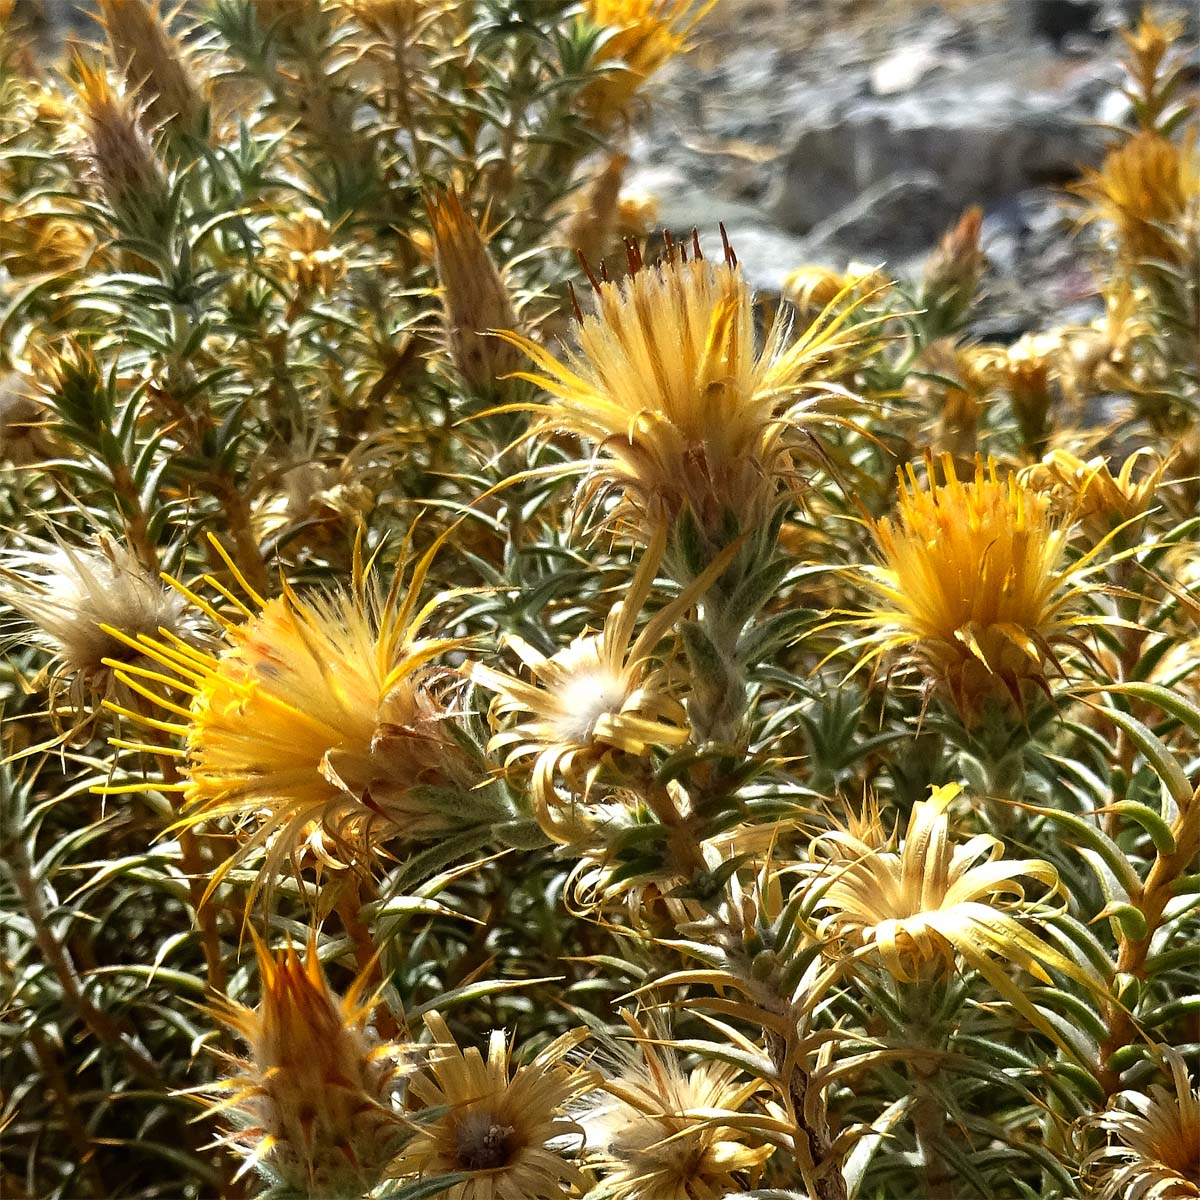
[0,535,191,723]
[98,0,206,144]
[202,935,410,1198]
[498,230,881,539]
[580,0,716,130]
[842,451,1122,720]
[102,537,480,905]
[470,532,692,843]
[581,1010,773,1200]
[805,784,1071,986]
[70,57,171,243]
[391,1011,593,1200]
[426,188,522,398]
[1084,1048,1200,1200]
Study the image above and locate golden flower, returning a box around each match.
[842,451,1117,718]
[266,208,347,308]
[470,531,695,842]
[498,231,880,537]
[581,1010,773,1200]
[70,56,171,242]
[98,0,206,143]
[1019,448,1167,529]
[0,534,191,723]
[426,187,522,398]
[579,0,715,129]
[806,784,1072,989]
[1084,1048,1200,1200]
[202,934,409,1196]
[391,1011,593,1200]
[1074,130,1200,268]
[104,537,480,904]
[967,332,1068,449]
[782,261,890,323]
[0,201,91,278]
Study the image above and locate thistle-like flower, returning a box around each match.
[202,934,410,1198]
[1084,1048,1200,1200]
[498,231,879,538]
[0,534,190,723]
[1019,448,1167,532]
[390,1011,593,1199]
[842,451,1117,719]
[104,537,481,903]
[470,533,694,842]
[580,0,714,130]
[581,1010,773,1200]
[426,187,522,398]
[266,208,347,308]
[805,784,1070,987]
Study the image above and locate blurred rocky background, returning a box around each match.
[15,0,1199,342]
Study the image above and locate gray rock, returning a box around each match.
[768,84,1105,235]
[801,170,962,261]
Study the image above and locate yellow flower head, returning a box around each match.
[105,536,476,904]
[806,784,1067,985]
[203,934,409,1195]
[846,452,1114,718]
[1074,130,1200,268]
[391,1011,593,1200]
[470,532,693,842]
[581,1010,773,1200]
[1085,1048,1200,1200]
[267,207,347,300]
[580,0,716,129]
[498,231,879,537]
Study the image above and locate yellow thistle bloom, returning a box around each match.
[1085,1048,1200,1200]
[202,934,409,1196]
[497,232,880,537]
[470,532,695,842]
[1074,130,1200,268]
[266,208,347,315]
[782,260,890,322]
[581,1010,773,1200]
[391,1011,593,1199]
[806,784,1070,986]
[843,452,1117,718]
[104,537,478,904]
[426,187,522,398]
[580,0,716,129]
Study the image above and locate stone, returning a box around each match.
[768,80,1105,235]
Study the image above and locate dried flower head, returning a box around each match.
[580,0,715,129]
[98,0,206,144]
[426,188,522,398]
[104,537,479,904]
[203,934,410,1197]
[581,1010,773,1200]
[0,200,91,278]
[806,784,1069,986]
[1020,448,1167,530]
[470,532,692,842]
[1084,1048,1200,1200]
[391,1011,592,1199]
[843,452,1117,719]
[0,535,190,722]
[70,56,171,242]
[498,231,879,538]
